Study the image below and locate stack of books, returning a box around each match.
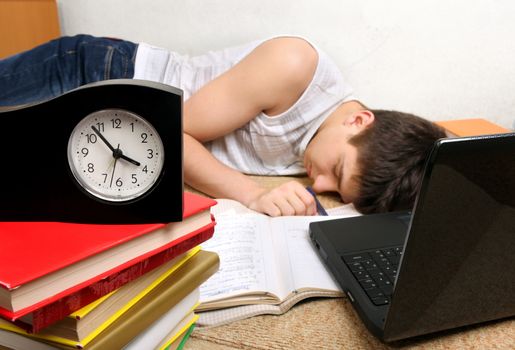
[0,192,219,349]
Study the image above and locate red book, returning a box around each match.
[0,192,216,333]
[17,223,214,334]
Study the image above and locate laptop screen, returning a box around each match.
[384,134,515,340]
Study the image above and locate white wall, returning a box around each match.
[56,0,515,129]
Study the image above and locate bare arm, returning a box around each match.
[183,133,264,205]
[183,37,318,216]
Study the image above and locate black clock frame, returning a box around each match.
[0,79,183,224]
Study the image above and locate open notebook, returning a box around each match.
[197,199,359,327]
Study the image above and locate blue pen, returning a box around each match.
[306,186,328,216]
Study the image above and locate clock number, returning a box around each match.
[131,174,138,184]
[87,163,95,173]
[86,133,97,144]
[142,165,148,173]
[141,133,148,143]
[116,178,123,187]
[147,149,154,159]
[102,173,108,183]
[95,122,105,132]
[129,122,135,132]
[111,118,122,129]
[81,148,89,157]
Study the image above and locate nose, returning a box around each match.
[311,175,336,193]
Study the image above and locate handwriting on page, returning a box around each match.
[200,216,268,301]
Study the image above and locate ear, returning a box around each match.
[344,110,375,131]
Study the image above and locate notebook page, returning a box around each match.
[199,214,280,303]
[271,216,344,295]
[200,199,360,304]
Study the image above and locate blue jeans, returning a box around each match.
[0,34,137,106]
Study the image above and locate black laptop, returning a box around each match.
[309,133,515,342]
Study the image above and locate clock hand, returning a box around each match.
[113,147,140,166]
[119,153,141,166]
[109,158,118,188]
[91,125,140,166]
[109,144,120,188]
[91,125,115,153]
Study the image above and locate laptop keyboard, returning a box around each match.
[342,246,403,306]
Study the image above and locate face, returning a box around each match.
[303,123,361,204]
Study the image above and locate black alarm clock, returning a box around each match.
[0,79,183,223]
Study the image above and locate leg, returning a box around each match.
[0,34,137,106]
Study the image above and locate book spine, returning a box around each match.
[27,227,214,333]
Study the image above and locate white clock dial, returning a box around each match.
[67,109,165,202]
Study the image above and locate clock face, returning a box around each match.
[67,109,165,202]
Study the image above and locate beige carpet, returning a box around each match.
[187,298,514,350]
[185,177,515,350]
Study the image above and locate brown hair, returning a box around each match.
[349,109,446,214]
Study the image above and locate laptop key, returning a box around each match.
[348,262,365,272]
[370,250,385,259]
[373,275,392,287]
[383,249,395,257]
[377,257,391,267]
[362,260,379,270]
[382,265,394,273]
[354,270,371,280]
[371,297,389,306]
[359,278,379,289]
[365,288,386,299]
[368,270,386,278]
[342,254,370,263]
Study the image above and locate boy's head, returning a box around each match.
[348,109,447,213]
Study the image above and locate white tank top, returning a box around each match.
[134,37,355,175]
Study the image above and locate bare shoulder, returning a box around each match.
[257,36,318,64]
[261,36,316,49]
[249,37,318,92]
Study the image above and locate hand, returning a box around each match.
[91,125,140,166]
[247,181,317,217]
